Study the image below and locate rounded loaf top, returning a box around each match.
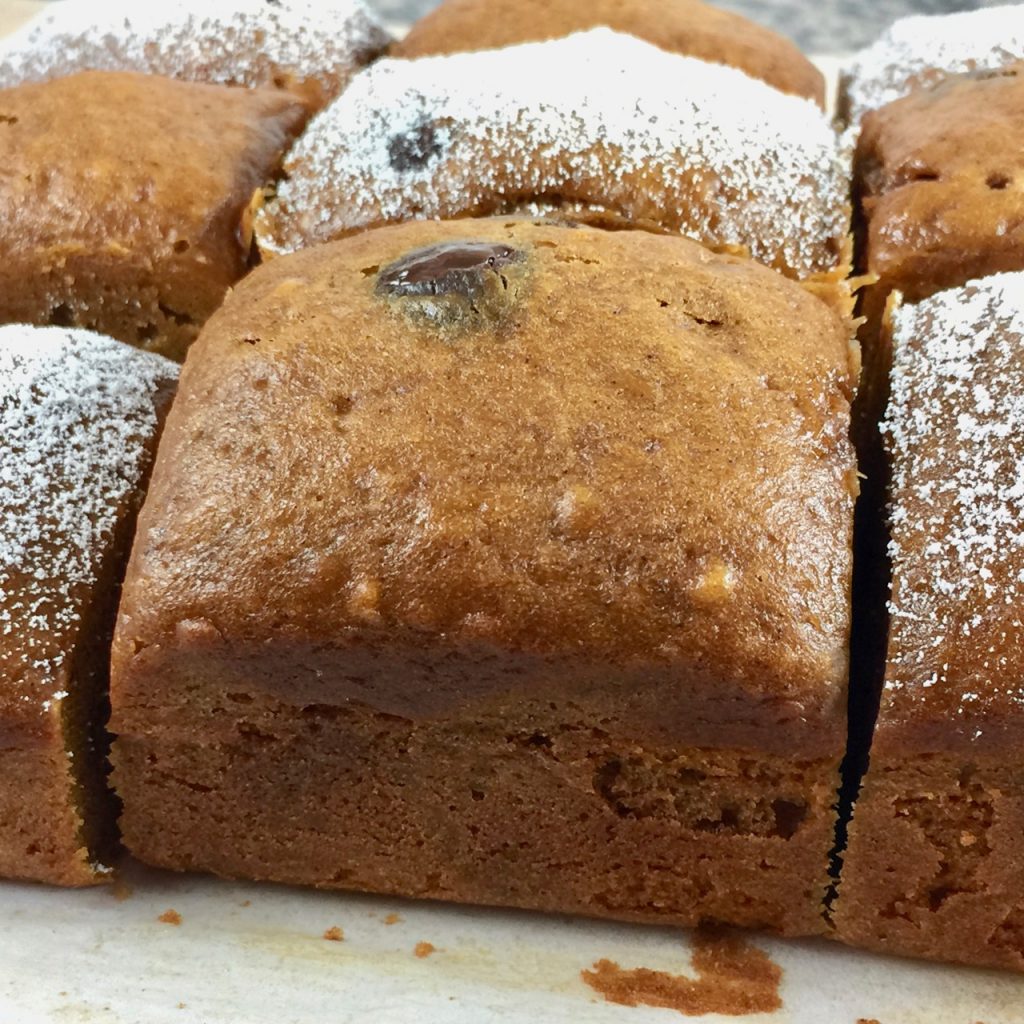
[394,0,824,106]
[255,28,848,282]
[0,0,391,107]
[116,218,858,732]
[842,3,1024,126]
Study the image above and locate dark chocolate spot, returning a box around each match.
[376,241,524,301]
[388,121,442,172]
[47,303,74,327]
[987,172,1012,190]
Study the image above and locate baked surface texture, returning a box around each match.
[394,0,824,106]
[110,218,857,936]
[841,4,1024,126]
[852,63,1024,438]
[858,64,1024,312]
[255,29,848,282]
[0,70,310,362]
[834,275,1024,970]
[0,325,176,886]
[0,0,390,108]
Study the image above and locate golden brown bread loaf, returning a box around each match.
[255,29,848,282]
[834,276,1024,971]
[851,63,1024,460]
[110,218,857,935]
[0,70,310,361]
[0,325,176,886]
[395,0,824,106]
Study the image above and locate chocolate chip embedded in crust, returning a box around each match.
[388,121,442,172]
[376,241,524,301]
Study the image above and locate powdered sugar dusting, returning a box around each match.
[883,275,1024,715]
[0,326,176,707]
[257,29,847,279]
[843,4,1024,125]
[0,0,390,100]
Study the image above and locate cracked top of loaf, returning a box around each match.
[112,219,857,755]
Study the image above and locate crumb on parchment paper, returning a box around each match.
[158,909,182,926]
[414,942,437,958]
[323,926,345,942]
[582,927,782,1017]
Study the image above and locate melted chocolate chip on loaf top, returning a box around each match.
[377,241,523,298]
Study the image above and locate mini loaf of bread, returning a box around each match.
[255,29,848,281]
[841,3,1024,126]
[858,64,1024,315]
[395,0,824,106]
[0,0,390,108]
[852,63,1024,429]
[0,325,176,886]
[834,276,1024,971]
[110,218,857,936]
[0,70,310,361]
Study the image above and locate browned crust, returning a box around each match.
[0,71,310,361]
[112,219,857,755]
[855,65,1024,338]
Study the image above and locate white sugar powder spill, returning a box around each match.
[0,326,177,705]
[883,274,1024,711]
[843,3,1024,125]
[257,28,847,279]
[0,0,390,96]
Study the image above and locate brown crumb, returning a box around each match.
[582,927,782,1017]
[414,941,437,959]
[857,1019,881,1024]
[384,913,402,925]
[240,899,252,908]
[323,926,345,942]
[177,1004,187,1011]
[158,909,182,926]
